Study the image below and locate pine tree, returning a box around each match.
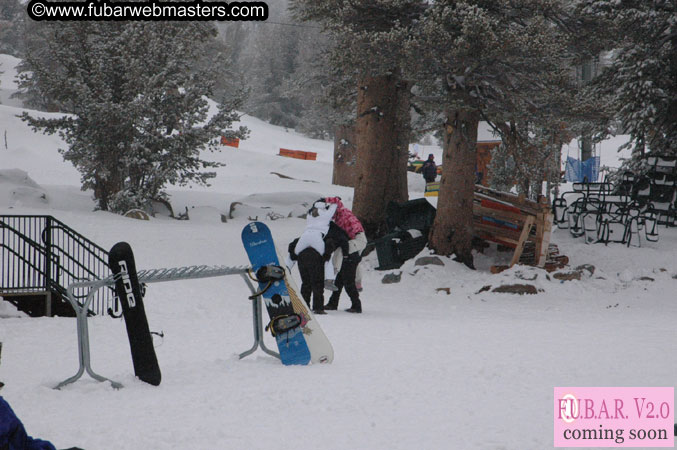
[241,20,304,128]
[197,25,248,110]
[20,22,248,213]
[14,20,66,111]
[216,7,352,139]
[489,121,573,199]
[0,0,24,57]
[487,143,515,193]
[282,28,354,139]
[291,0,425,236]
[581,0,677,159]
[408,0,580,267]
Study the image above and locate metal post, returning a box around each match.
[44,216,52,316]
[238,274,279,360]
[55,283,122,390]
[44,291,51,318]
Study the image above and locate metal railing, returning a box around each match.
[0,215,114,315]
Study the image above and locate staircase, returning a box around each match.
[0,215,114,316]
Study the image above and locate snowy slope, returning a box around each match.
[0,54,675,450]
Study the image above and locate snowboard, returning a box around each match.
[242,222,310,365]
[108,242,161,386]
[242,222,333,365]
[274,247,334,364]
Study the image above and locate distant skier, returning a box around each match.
[421,154,437,183]
[285,201,340,291]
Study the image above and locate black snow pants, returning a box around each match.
[297,248,324,311]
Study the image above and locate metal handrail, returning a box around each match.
[1,215,113,315]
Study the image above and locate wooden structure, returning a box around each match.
[220,136,240,148]
[279,148,317,161]
[423,184,553,266]
[473,186,553,268]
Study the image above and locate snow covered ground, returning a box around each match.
[1,54,676,450]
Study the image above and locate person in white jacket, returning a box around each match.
[285,201,339,290]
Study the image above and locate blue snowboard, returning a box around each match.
[242,222,311,365]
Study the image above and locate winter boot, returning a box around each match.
[345,299,362,314]
[324,294,339,311]
[312,293,325,315]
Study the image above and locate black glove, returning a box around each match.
[346,251,362,263]
[288,239,299,261]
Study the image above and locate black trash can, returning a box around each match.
[374,232,405,270]
[373,199,436,270]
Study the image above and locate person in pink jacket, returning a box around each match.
[323,197,367,313]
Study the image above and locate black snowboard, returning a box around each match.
[108,242,161,386]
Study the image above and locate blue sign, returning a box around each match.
[565,156,600,182]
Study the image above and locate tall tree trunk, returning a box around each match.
[580,135,593,162]
[352,73,410,238]
[332,124,357,187]
[92,146,124,211]
[428,108,480,268]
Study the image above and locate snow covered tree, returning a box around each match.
[20,22,248,212]
[14,20,67,111]
[581,0,677,160]
[489,122,572,199]
[197,26,248,111]
[215,4,352,139]
[228,1,325,131]
[0,0,24,57]
[291,0,425,236]
[408,0,580,267]
[240,21,304,128]
[281,28,354,139]
[487,143,515,193]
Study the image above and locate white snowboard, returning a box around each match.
[275,247,334,364]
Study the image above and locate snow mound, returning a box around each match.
[0,297,27,319]
[184,206,228,223]
[228,191,322,220]
[0,169,49,208]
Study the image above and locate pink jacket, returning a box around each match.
[325,197,364,239]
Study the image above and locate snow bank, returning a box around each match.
[0,169,49,209]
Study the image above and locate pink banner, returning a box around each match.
[554,387,674,447]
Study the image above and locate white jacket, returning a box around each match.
[304,202,337,235]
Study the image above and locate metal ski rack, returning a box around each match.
[56,264,279,390]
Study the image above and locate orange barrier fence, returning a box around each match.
[279,148,317,160]
[221,136,240,148]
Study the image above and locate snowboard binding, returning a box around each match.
[265,314,302,337]
[248,265,285,299]
[255,265,285,282]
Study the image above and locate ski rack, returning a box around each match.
[55,264,279,390]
